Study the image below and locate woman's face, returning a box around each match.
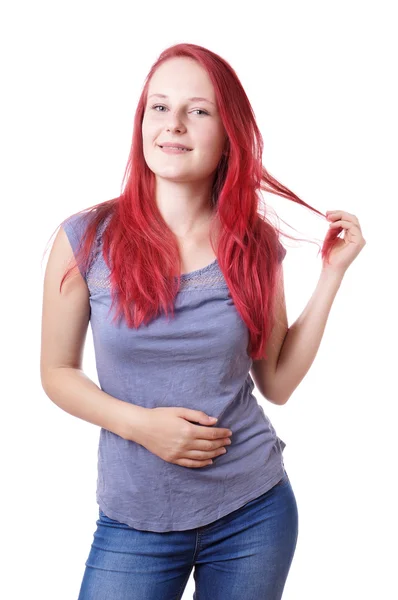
[142,57,227,184]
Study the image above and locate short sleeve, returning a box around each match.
[62,212,92,279]
[277,240,287,263]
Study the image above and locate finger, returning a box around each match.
[193,425,232,439]
[328,220,364,240]
[188,447,228,460]
[193,437,231,451]
[328,219,364,233]
[328,219,354,229]
[327,211,361,228]
[327,210,353,219]
[177,458,214,468]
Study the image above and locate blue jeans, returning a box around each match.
[78,470,298,599]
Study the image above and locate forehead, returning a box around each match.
[148,58,216,101]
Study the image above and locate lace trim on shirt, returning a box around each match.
[177,267,227,291]
[87,257,227,293]
[86,217,227,293]
[87,265,111,291]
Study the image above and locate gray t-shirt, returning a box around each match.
[62,211,287,532]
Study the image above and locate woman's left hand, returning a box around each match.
[323,210,366,275]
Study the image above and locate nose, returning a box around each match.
[165,113,187,134]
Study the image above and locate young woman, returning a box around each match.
[41,43,366,600]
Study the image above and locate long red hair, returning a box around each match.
[51,43,338,360]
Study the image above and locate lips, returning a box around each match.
[158,143,192,150]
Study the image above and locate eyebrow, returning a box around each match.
[148,93,215,106]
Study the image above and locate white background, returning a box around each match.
[2,0,397,598]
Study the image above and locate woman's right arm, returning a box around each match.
[40,226,148,441]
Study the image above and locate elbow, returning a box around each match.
[273,396,289,406]
[262,389,289,406]
[276,390,293,405]
[259,380,289,406]
[277,396,289,406]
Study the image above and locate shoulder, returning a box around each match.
[277,239,287,263]
[61,211,93,245]
[62,209,112,247]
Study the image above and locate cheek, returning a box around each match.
[201,125,225,150]
[142,129,158,151]
[198,133,224,159]
[142,115,157,137]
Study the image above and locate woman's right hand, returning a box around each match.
[134,407,232,468]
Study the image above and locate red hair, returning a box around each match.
[52,43,339,360]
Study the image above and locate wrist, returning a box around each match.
[122,404,151,443]
[320,266,345,283]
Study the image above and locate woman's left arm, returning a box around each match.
[253,210,367,405]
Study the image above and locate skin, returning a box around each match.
[141,56,228,239]
[40,59,366,471]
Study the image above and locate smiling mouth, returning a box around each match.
[158,145,193,151]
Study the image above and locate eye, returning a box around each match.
[151,105,209,116]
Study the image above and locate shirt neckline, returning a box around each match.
[179,258,218,279]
